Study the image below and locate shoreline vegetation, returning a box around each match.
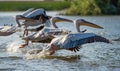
[0,1,71,11]
[65,0,120,15]
[0,0,120,15]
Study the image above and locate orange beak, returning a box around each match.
[19,44,27,48]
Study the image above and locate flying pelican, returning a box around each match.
[16,8,51,37]
[19,27,70,48]
[16,8,103,33]
[16,8,52,27]
[0,24,45,36]
[51,17,103,32]
[16,8,34,27]
[0,26,20,36]
[36,33,110,55]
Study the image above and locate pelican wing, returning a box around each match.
[23,32,54,43]
[0,26,17,36]
[0,31,15,36]
[31,34,54,43]
[27,25,44,32]
[56,33,110,52]
[25,8,46,18]
[23,28,69,43]
[22,8,34,16]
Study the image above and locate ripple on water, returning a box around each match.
[0,68,16,71]
[0,13,120,71]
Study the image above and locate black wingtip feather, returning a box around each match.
[86,35,110,44]
[36,25,44,31]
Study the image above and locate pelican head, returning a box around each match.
[51,17,103,33]
[51,17,73,28]
[75,19,104,32]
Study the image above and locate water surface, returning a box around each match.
[0,11,120,71]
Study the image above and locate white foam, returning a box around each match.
[6,42,26,53]
[24,48,49,60]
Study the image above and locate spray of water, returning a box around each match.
[6,42,26,53]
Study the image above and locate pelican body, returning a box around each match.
[16,8,51,37]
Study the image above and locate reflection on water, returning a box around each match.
[24,49,80,62]
[42,55,80,62]
[0,12,120,71]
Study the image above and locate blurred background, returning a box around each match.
[0,0,120,15]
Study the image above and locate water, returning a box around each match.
[0,11,120,71]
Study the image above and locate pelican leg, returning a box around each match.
[47,44,56,55]
[23,26,28,37]
[39,16,44,23]
[19,26,29,48]
[19,37,29,48]
[19,43,28,48]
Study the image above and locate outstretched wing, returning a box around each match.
[22,8,34,16]
[25,8,46,18]
[23,27,70,43]
[0,26,17,36]
[58,33,110,52]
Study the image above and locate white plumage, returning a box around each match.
[22,8,34,17]
[48,33,110,52]
[16,8,34,21]
[22,27,70,43]
[15,8,51,38]
[16,8,48,27]
[0,26,19,36]
[25,8,47,18]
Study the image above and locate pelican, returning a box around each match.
[16,8,34,27]
[23,27,70,42]
[51,17,103,32]
[16,8,48,27]
[19,27,70,48]
[37,33,110,55]
[16,8,51,37]
[0,26,20,36]
[0,24,45,36]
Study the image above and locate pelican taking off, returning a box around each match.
[38,33,110,55]
[16,8,52,37]
[23,27,70,42]
[19,27,70,48]
[51,17,103,32]
[16,8,51,27]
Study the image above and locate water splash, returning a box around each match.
[24,48,80,62]
[24,48,49,60]
[6,42,26,53]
